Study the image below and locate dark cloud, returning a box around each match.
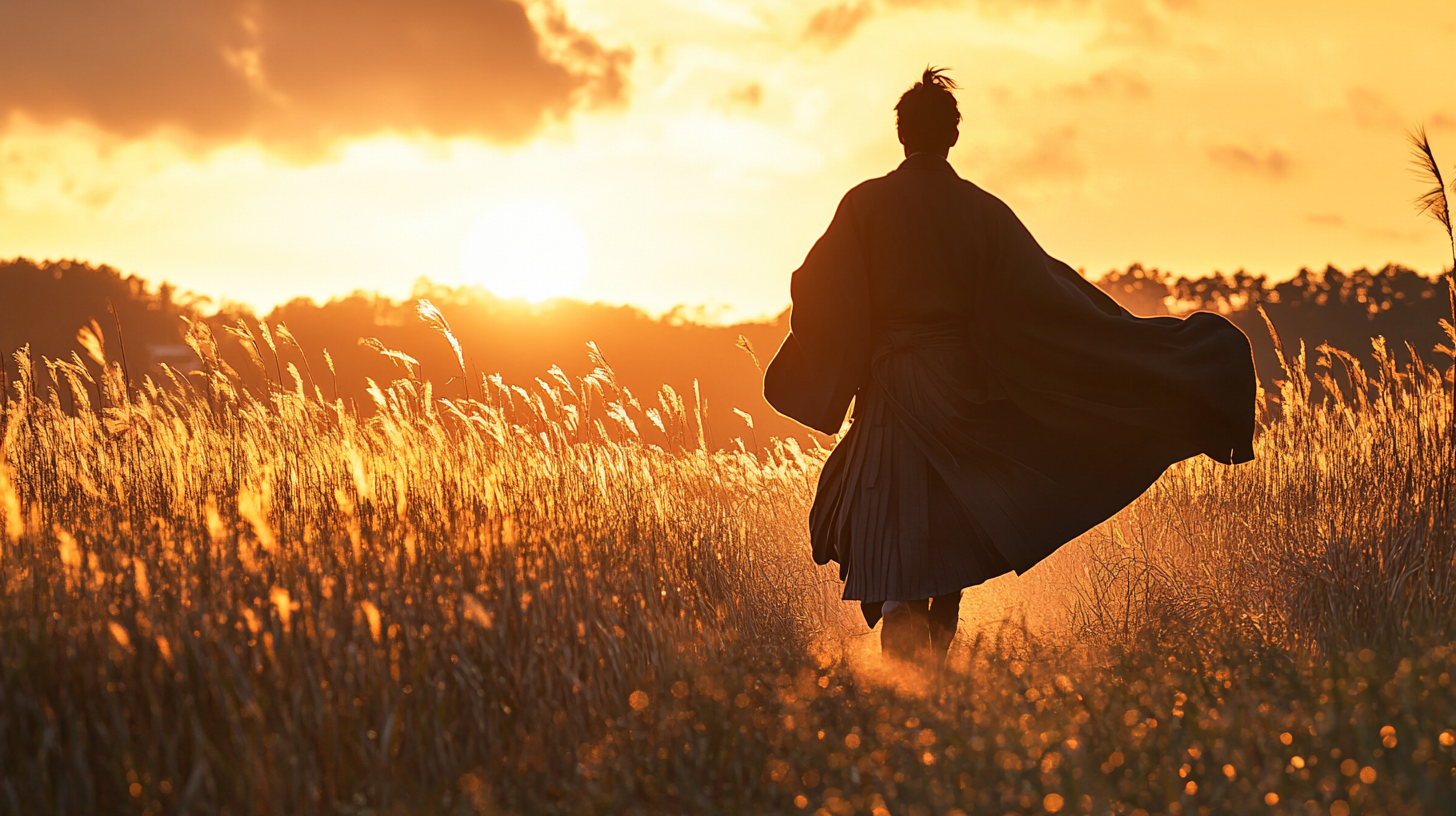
[803,2,875,49]
[0,0,631,151]
[1207,145,1291,179]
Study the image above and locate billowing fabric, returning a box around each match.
[764,153,1256,611]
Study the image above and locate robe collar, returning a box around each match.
[897,152,958,176]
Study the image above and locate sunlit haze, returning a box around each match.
[461,201,589,301]
[1,0,1454,320]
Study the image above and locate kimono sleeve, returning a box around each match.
[763,192,873,433]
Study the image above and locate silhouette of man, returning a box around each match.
[765,68,1256,667]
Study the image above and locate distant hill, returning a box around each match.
[0,259,802,449]
[263,281,799,449]
[2,257,1451,448]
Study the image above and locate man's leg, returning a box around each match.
[880,599,931,662]
[927,590,963,661]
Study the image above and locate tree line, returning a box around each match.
[2,257,1450,447]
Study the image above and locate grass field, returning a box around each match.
[1,314,1455,815]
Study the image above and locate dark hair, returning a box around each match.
[895,67,960,152]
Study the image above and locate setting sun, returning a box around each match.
[460,201,588,302]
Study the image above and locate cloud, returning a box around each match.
[803,0,1193,54]
[1207,145,1291,179]
[1346,87,1404,131]
[1303,213,1422,242]
[967,0,1193,46]
[880,0,971,9]
[1009,127,1086,179]
[1056,69,1151,100]
[725,83,764,110]
[982,126,1087,198]
[1092,0,1183,47]
[0,0,630,152]
[1427,111,1456,131]
[988,68,1150,111]
[803,1,875,49]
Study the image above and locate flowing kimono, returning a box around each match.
[764,153,1256,625]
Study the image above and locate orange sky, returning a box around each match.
[2,0,1455,321]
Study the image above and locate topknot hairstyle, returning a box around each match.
[895,66,961,152]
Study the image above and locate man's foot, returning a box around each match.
[927,591,963,663]
[880,601,930,663]
[928,622,955,662]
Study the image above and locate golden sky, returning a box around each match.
[2,0,1455,320]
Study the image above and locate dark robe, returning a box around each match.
[764,153,1255,622]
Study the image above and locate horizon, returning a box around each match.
[1,1,1454,322]
[5,254,1453,330]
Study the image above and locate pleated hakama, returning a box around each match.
[809,322,1014,604]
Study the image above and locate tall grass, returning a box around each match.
[1,314,1454,815]
[0,319,842,813]
[1071,315,1456,658]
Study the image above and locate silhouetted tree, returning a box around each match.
[1093,262,1452,398]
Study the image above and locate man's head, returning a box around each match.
[895,67,960,158]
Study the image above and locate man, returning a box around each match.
[765,68,1256,666]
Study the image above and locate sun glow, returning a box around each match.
[461,201,588,302]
